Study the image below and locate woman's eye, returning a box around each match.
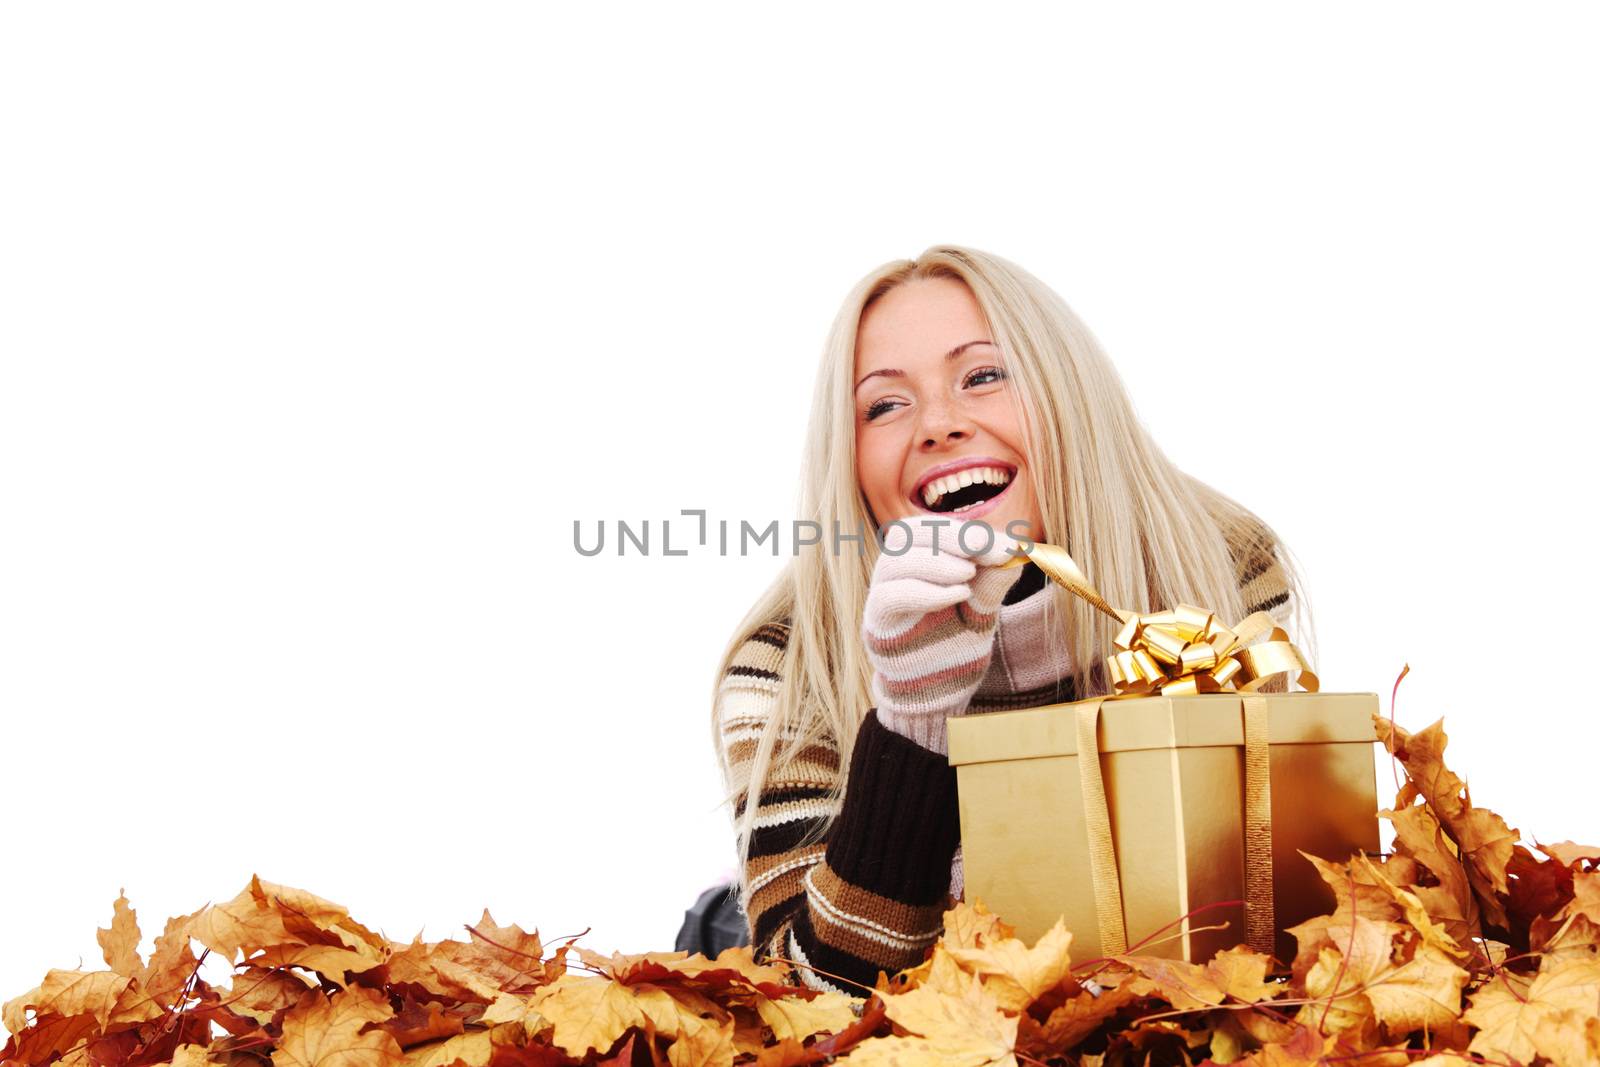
[965,366,1008,388]
[864,398,900,421]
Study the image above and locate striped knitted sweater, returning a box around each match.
[714,532,1296,995]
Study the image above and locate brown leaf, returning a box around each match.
[751,987,856,1043]
[1530,1007,1600,1067]
[663,1013,735,1067]
[32,971,159,1031]
[1354,853,1467,959]
[218,967,318,1026]
[478,995,546,1043]
[139,909,203,1009]
[1204,946,1281,1003]
[398,1031,492,1067]
[942,917,1073,1012]
[939,898,1015,951]
[1362,944,1470,1035]
[1297,915,1401,1036]
[96,893,143,979]
[1533,912,1600,969]
[270,986,403,1067]
[528,977,643,1058]
[1465,959,1600,1061]
[872,966,1018,1066]
[1568,870,1600,925]
[1540,841,1600,867]
[1375,716,1517,928]
[578,946,791,992]
[248,945,388,989]
[1112,956,1224,1012]
[1231,1025,1336,1067]
[1,1012,99,1067]
[1017,981,1149,1055]
[379,998,468,1049]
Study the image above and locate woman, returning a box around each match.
[710,245,1311,995]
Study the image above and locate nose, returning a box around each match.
[917,398,975,450]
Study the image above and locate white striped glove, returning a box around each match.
[863,519,1025,755]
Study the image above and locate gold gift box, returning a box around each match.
[947,691,1380,963]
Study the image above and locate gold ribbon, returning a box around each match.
[1241,695,1276,954]
[1003,541,1319,696]
[1004,542,1314,956]
[1075,700,1128,956]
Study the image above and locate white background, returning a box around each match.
[3,2,1597,1004]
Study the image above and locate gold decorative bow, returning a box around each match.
[1002,541,1319,697]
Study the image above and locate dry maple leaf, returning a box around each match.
[867,964,1017,1065]
[379,997,470,1048]
[217,966,319,1026]
[940,898,1015,950]
[750,988,857,1043]
[30,970,161,1031]
[271,985,403,1067]
[1376,715,1518,928]
[942,916,1073,1012]
[1353,853,1467,959]
[95,892,143,979]
[1465,958,1600,1062]
[1298,915,1401,1035]
[527,977,644,1058]
[139,908,205,1008]
[1112,956,1226,1012]
[662,1012,736,1067]
[1541,841,1600,867]
[1361,943,1470,1036]
[1529,1007,1600,1067]
[400,1029,493,1067]
[1202,945,1282,1003]
[1017,980,1151,1055]
[248,944,387,989]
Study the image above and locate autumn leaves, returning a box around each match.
[4,711,1600,1065]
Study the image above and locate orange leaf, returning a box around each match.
[399,1031,492,1067]
[1203,945,1281,1003]
[1375,716,1517,927]
[218,967,318,1026]
[528,977,644,1058]
[96,892,143,979]
[942,917,1073,1011]
[270,986,403,1067]
[1112,956,1224,1012]
[874,965,1018,1065]
[1465,959,1600,1061]
[751,987,857,1043]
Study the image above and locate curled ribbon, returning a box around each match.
[1002,541,1319,696]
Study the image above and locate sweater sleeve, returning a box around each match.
[715,621,961,995]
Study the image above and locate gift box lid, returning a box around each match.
[946,691,1380,766]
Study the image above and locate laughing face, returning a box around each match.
[853,276,1044,546]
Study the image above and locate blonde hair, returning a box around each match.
[710,244,1315,917]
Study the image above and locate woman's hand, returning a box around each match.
[862,518,1025,755]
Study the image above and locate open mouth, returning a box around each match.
[912,463,1016,515]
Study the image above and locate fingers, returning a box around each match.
[863,575,974,636]
[871,544,977,588]
[879,518,1026,562]
[969,562,1026,614]
[969,530,1030,612]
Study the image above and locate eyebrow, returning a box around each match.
[853,340,997,392]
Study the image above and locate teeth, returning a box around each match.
[919,466,1013,509]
